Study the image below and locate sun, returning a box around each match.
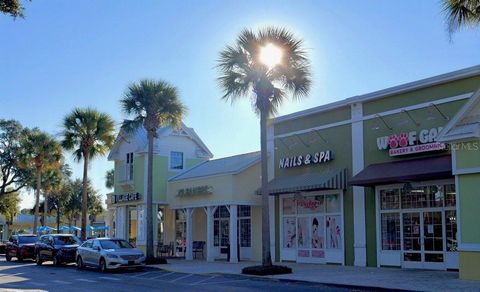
[259,43,282,68]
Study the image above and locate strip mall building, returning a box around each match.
[107,65,480,280]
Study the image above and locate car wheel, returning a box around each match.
[99,258,107,273]
[76,256,84,270]
[5,254,11,262]
[35,253,42,266]
[53,255,61,266]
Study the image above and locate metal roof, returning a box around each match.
[169,151,261,181]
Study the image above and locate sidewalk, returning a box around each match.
[149,259,480,291]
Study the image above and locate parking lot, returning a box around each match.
[0,257,379,291]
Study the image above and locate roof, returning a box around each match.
[438,87,480,142]
[108,122,213,161]
[275,65,480,124]
[169,151,261,181]
[349,155,452,187]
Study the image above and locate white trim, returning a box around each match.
[458,244,480,252]
[274,92,471,139]
[169,201,261,210]
[453,167,480,175]
[275,65,480,124]
[455,175,462,247]
[438,87,480,142]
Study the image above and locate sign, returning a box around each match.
[177,185,213,197]
[279,150,332,169]
[112,192,141,204]
[376,127,446,157]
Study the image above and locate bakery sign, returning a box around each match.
[278,150,332,169]
[376,127,446,157]
[112,192,141,204]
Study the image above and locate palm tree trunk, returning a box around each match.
[33,171,41,234]
[81,153,89,241]
[260,104,272,267]
[146,129,154,262]
[43,194,48,227]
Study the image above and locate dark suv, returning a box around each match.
[5,234,38,262]
[35,234,81,266]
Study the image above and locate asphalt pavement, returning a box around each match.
[0,256,385,291]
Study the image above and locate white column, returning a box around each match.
[136,204,146,246]
[185,208,194,260]
[204,206,217,262]
[229,204,238,263]
[267,123,276,262]
[116,206,127,240]
[351,102,367,266]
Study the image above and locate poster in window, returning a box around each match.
[326,215,342,249]
[283,218,296,248]
[326,194,340,213]
[282,198,296,215]
[297,217,311,249]
[311,216,324,249]
[297,196,325,214]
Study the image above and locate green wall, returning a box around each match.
[365,188,377,267]
[363,76,480,116]
[134,155,145,196]
[455,141,480,169]
[459,173,480,244]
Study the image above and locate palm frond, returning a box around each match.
[443,0,480,33]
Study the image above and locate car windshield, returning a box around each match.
[53,236,80,245]
[100,239,133,249]
[18,236,38,244]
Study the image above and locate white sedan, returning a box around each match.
[76,238,145,272]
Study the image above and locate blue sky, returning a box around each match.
[1,0,479,209]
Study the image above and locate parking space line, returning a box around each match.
[98,276,121,281]
[190,275,217,285]
[199,278,250,285]
[169,273,193,283]
[131,271,154,277]
[150,271,175,279]
[52,280,71,284]
[76,278,97,283]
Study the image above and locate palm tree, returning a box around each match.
[443,0,480,34]
[105,169,114,189]
[61,108,115,240]
[120,79,186,262]
[19,129,63,234]
[217,27,311,268]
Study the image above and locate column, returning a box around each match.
[116,206,127,240]
[205,206,217,262]
[185,208,194,260]
[351,102,367,266]
[229,204,238,263]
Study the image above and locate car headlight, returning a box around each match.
[106,253,119,258]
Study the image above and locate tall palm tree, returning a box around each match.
[120,79,186,262]
[105,169,114,189]
[61,108,115,240]
[217,27,311,267]
[19,129,63,234]
[443,0,480,34]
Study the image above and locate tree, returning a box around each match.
[61,108,115,241]
[0,0,29,18]
[443,0,480,34]
[44,163,72,231]
[19,129,62,235]
[0,189,20,238]
[63,178,103,229]
[0,119,30,200]
[217,27,311,269]
[120,79,186,262]
[105,169,114,189]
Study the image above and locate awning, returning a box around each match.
[257,168,348,195]
[349,155,452,187]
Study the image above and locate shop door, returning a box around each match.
[402,211,444,269]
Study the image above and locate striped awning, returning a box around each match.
[257,168,348,195]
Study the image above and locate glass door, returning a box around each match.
[402,211,444,269]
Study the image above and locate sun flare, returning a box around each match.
[259,43,282,68]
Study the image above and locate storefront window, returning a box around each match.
[128,207,137,244]
[157,206,165,245]
[445,210,457,252]
[444,184,456,207]
[238,205,251,247]
[281,193,342,258]
[381,213,400,250]
[214,206,229,247]
[380,189,400,210]
[175,209,186,255]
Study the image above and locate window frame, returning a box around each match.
[169,151,184,171]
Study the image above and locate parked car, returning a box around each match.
[5,234,38,262]
[76,238,145,272]
[34,234,81,266]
